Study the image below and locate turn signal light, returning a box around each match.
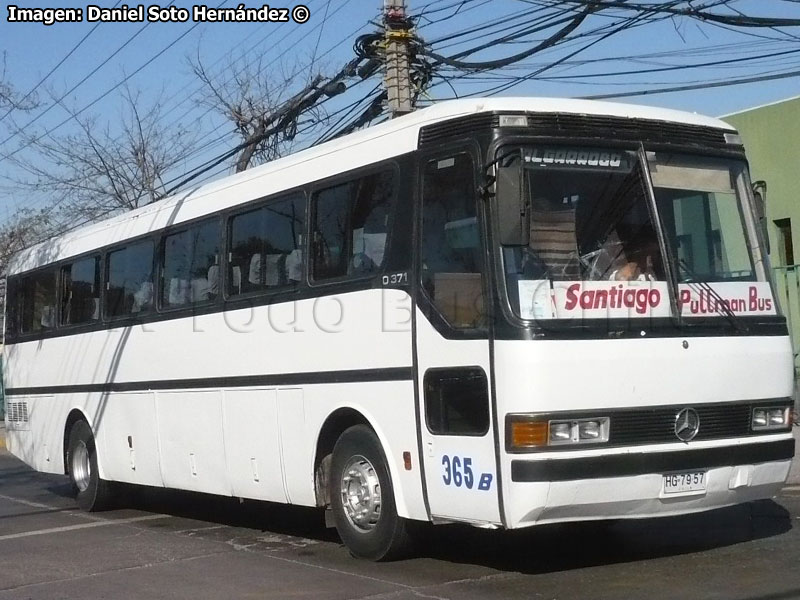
[510,421,548,448]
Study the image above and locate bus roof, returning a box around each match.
[7,97,736,275]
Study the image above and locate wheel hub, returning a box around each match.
[71,440,91,492]
[340,455,381,531]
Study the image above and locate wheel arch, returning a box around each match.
[63,408,97,476]
[313,406,416,520]
[313,407,370,508]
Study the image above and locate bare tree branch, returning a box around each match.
[9,84,199,223]
[0,52,39,113]
[191,53,329,171]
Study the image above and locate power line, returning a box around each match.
[155,0,357,153]
[309,0,334,81]
[554,0,800,27]
[0,0,175,146]
[516,46,800,82]
[1,0,226,163]
[0,0,123,126]
[427,5,560,49]
[13,7,376,218]
[421,0,758,98]
[582,66,800,100]
[160,58,363,196]
[424,9,593,70]
[157,9,372,180]
[170,73,374,185]
[156,0,327,125]
[312,84,383,145]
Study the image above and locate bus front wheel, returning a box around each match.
[66,420,113,512]
[330,425,412,561]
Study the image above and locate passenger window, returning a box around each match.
[106,240,154,318]
[5,278,20,337]
[61,256,101,326]
[228,193,305,296]
[312,170,394,281]
[421,154,485,328]
[14,269,57,334]
[161,220,220,308]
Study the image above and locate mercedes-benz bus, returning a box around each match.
[3,98,794,560]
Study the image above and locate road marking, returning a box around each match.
[0,514,167,541]
[0,493,57,510]
[0,551,229,595]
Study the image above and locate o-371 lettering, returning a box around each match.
[382,271,409,286]
[441,455,493,491]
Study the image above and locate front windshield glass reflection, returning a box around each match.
[500,146,767,322]
[648,152,755,283]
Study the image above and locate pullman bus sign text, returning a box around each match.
[517,280,777,320]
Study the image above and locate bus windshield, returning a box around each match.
[648,152,755,283]
[501,146,771,322]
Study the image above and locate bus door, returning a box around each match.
[415,148,501,525]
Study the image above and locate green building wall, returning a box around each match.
[726,96,800,369]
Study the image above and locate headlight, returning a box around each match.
[549,418,610,446]
[508,416,610,450]
[751,406,791,431]
[549,422,572,442]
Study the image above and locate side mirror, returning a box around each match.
[496,164,530,246]
[752,180,769,254]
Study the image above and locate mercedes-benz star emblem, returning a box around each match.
[674,408,700,442]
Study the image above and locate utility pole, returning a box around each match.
[384,0,413,117]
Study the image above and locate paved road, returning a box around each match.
[1,447,800,600]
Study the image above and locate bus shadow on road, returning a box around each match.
[104,483,341,544]
[409,499,793,573]
[34,468,794,573]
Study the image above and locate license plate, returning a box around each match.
[662,471,707,496]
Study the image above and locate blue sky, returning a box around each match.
[1,0,800,225]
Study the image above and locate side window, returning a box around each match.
[312,170,394,281]
[106,240,154,318]
[421,153,484,328]
[228,193,305,296]
[61,256,101,326]
[161,220,220,308]
[5,277,19,337]
[425,367,490,436]
[14,269,57,334]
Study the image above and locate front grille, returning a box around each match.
[511,399,793,453]
[610,402,756,445]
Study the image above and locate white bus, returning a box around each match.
[3,98,795,561]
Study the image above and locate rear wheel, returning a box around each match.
[330,425,413,561]
[67,420,113,511]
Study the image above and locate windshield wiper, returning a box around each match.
[678,259,748,333]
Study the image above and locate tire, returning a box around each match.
[66,420,113,512]
[330,425,413,561]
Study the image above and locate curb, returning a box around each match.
[788,426,800,485]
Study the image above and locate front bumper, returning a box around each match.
[504,438,794,528]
